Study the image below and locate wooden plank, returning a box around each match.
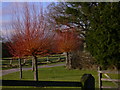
[2,59,13,60]
[101,86,117,88]
[104,73,118,86]
[1,80,82,87]
[98,67,102,90]
[101,78,120,82]
[98,70,120,74]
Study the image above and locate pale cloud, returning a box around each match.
[2,8,12,16]
[1,20,11,24]
[1,20,12,30]
[1,29,14,38]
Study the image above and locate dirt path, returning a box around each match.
[1,63,65,76]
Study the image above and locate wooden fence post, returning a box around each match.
[23,59,26,65]
[98,67,102,90]
[10,59,12,66]
[32,57,35,71]
[81,74,95,90]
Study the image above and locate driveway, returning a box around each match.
[1,63,65,77]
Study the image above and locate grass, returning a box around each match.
[1,54,119,89]
[1,66,119,88]
[2,66,97,88]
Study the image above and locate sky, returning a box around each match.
[1,2,52,37]
[0,0,60,2]
[1,0,119,38]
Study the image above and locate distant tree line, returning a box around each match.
[2,42,12,58]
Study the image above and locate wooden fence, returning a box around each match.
[1,74,95,90]
[98,67,120,90]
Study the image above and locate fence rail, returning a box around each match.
[1,80,81,87]
[101,78,120,82]
[98,70,120,74]
[1,74,95,90]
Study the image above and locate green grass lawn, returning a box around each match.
[1,65,119,88]
[2,66,97,88]
[2,62,120,88]
[1,66,97,87]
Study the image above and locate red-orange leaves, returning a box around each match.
[7,3,53,58]
[55,28,82,53]
[8,24,53,57]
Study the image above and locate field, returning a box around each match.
[1,65,119,88]
[1,54,119,89]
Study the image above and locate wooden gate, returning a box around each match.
[98,67,120,90]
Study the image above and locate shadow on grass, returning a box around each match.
[1,80,82,87]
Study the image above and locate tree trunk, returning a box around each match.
[66,52,69,69]
[32,58,35,71]
[19,58,22,79]
[68,52,72,69]
[33,56,38,81]
[66,52,73,69]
